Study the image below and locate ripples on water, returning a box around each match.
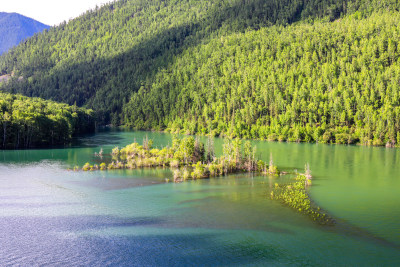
[1,131,400,266]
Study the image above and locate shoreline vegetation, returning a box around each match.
[128,127,400,148]
[0,92,95,149]
[75,135,334,225]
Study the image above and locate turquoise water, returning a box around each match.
[0,130,399,266]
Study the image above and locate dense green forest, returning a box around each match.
[1,0,400,146]
[125,12,400,146]
[0,92,94,149]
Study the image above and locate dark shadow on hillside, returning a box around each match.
[3,0,348,124]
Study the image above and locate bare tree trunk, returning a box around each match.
[3,123,6,148]
[16,130,19,149]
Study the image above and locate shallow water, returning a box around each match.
[0,130,399,266]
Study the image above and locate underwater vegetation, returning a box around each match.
[271,168,335,225]
[75,136,332,224]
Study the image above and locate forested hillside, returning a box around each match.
[124,12,400,146]
[1,0,400,146]
[0,12,49,55]
[0,93,94,149]
[0,0,374,123]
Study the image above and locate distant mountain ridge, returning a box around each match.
[0,12,49,55]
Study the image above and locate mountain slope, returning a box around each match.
[0,0,359,124]
[124,11,400,146]
[1,0,400,146]
[0,12,49,55]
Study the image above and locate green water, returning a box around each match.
[0,129,399,266]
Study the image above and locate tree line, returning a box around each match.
[0,92,94,149]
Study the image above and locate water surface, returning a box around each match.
[1,130,399,266]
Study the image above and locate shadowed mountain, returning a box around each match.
[0,12,49,55]
[0,0,354,124]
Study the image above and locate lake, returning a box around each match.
[1,129,399,266]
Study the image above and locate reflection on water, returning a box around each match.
[0,130,400,265]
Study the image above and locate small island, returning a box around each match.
[77,135,334,225]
